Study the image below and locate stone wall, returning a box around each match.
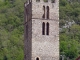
[24,1,32,60]
[32,0,59,20]
[24,20,32,60]
[31,19,59,60]
[24,0,59,60]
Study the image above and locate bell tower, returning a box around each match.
[24,0,59,60]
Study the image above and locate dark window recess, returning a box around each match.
[51,0,55,3]
[42,22,45,35]
[36,57,39,60]
[42,6,45,19]
[36,0,40,2]
[46,6,49,19]
[46,22,49,35]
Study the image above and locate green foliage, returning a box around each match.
[60,0,68,6]
[0,0,25,60]
[60,1,80,59]
[60,0,80,26]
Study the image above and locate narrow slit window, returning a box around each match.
[42,6,45,19]
[36,57,39,60]
[46,6,49,19]
[46,22,49,35]
[36,0,40,2]
[42,22,45,35]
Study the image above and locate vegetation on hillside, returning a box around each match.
[60,0,80,60]
[0,0,26,60]
[0,0,80,60]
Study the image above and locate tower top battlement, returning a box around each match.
[26,0,56,3]
[32,0,55,3]
[24,0,59,20]
[32,0,59,20]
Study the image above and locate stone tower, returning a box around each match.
[24,0,59,60]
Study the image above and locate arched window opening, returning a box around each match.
[42,22,45,35]
[42,6,45,19]
[36,0,40,2]
[36,57,39,60]
[51,0,55,3]
[44,0,48,2]
[46,6,49,19]
[46,22,49,35]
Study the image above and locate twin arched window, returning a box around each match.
[42,22,49,35]
[42,6,49,19]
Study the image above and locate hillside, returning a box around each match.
[60,0,80,60]
[0,0,26,60]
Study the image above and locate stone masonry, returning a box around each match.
[24,0,59,60]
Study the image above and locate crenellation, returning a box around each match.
[32,0,57,3]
